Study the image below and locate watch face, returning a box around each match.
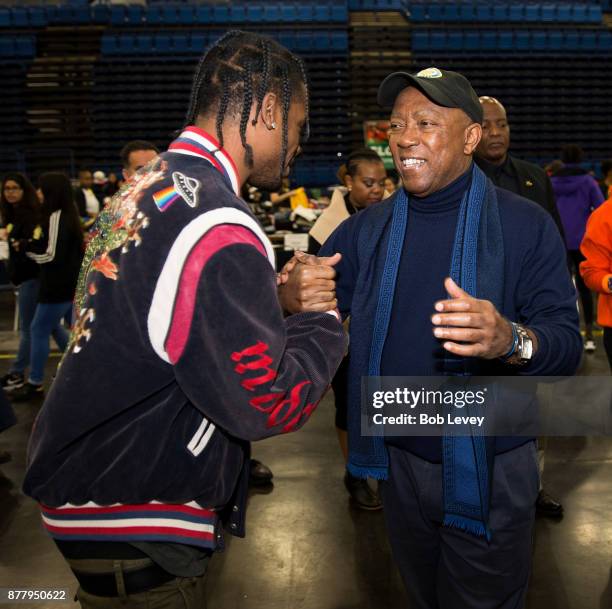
[608,276,612,293]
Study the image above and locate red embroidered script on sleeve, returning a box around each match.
[231,342,318,433]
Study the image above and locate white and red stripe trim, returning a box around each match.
[147,207,275,364]
[40,500,217,549]
[168,126,241,197]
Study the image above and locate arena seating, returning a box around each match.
[0,0,611,180]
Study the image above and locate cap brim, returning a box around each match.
[377,72,458,109]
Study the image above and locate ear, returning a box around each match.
[258,91,280,131]
[122,169,129,181]
[345,174,354,191]
[464,123,482,155]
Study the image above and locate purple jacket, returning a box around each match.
[551,167,604,250]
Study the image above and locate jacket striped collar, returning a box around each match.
[168,126,241,197]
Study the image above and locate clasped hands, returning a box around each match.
[278,252,514,360]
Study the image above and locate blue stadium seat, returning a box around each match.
[264,4,281,22]
[482,31,496,51]
[0,37,14,56]
[515,31,530,51]
[155,34,171,53]
[442,4,460,23]
[412,31,429,51]
[101,36,117,55]
[475,5,492,22]
[331,31,347,51]
[464,32,480,51]
[282,4,297,22]
[409,5,425,22]
[571,5,587,23]
[428,4,443,22]
[587,5,602,24]
[556,5,571,23]
[230,5,246,23]
[0,9,8,28]
[298,4,314,21]
[193,6,211,24]
[17,37,35,57]
[541,5,555,23]
[110,5,125,26]
[161,7,180,25]
[532,31,547,51]
[117,36,134,54]
[579,31,597,52]
[492,5,507,22]
[498,31,513,51]
[448,31,462,51]
[12,8,28,27]
[91,5,109,24]
[548,31,563,51]
[598,32,612,51]
[431,31,446,51]
[178,6,193,24]
[212,4,229,23]
[509,5,523,23]
[28,7,47,27]
[126,5,144,25]
[73,7,90,24]
[331,1,347,22]
[245,4,261,22]
[458,4,474,22]
[314,3,331,21]
[564,31,579,50]
[525,4,540,23]
[190,33,207,52]
[135,35,153,55]
[173,35,189,54]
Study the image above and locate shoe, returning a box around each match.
[10,382,44,402]
[344,471,383,511]
[249,459,273,486]
[0,450,11,465]
[1,372,24,392]
[536,490,564,518]
[584,339,596,353]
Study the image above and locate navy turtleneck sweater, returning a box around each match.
[381,169,470,461]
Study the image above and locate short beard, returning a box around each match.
[248,163,283,192]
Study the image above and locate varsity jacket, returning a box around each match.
[23,126,347,550]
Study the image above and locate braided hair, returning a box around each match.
[184,31,309,174]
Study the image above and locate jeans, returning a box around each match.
[11,279,67,376]
[29,301,72,385]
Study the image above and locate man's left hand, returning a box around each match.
[431,277,513,359]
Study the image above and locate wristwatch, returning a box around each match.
[501,322,534,366]
[607,275,612,293]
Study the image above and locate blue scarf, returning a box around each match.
[347,164,503,539]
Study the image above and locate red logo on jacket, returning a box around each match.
[231,341,317,433]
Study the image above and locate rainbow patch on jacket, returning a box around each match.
[153,172,200,212]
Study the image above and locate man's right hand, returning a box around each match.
[278,251,342,315]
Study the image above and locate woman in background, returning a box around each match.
[11,173,83,401]
[309,148,387,510]
[0,173,60,392]
[551,145,605,352]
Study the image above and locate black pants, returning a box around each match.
[569,249,594,329]
[381,443,538,609]
[604,328,612,371]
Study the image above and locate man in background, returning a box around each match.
[475,96,564,238]
[74,168,101,221]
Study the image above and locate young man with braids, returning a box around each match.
[23,31,346,608]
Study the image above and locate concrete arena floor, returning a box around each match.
[0,293,610,609]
